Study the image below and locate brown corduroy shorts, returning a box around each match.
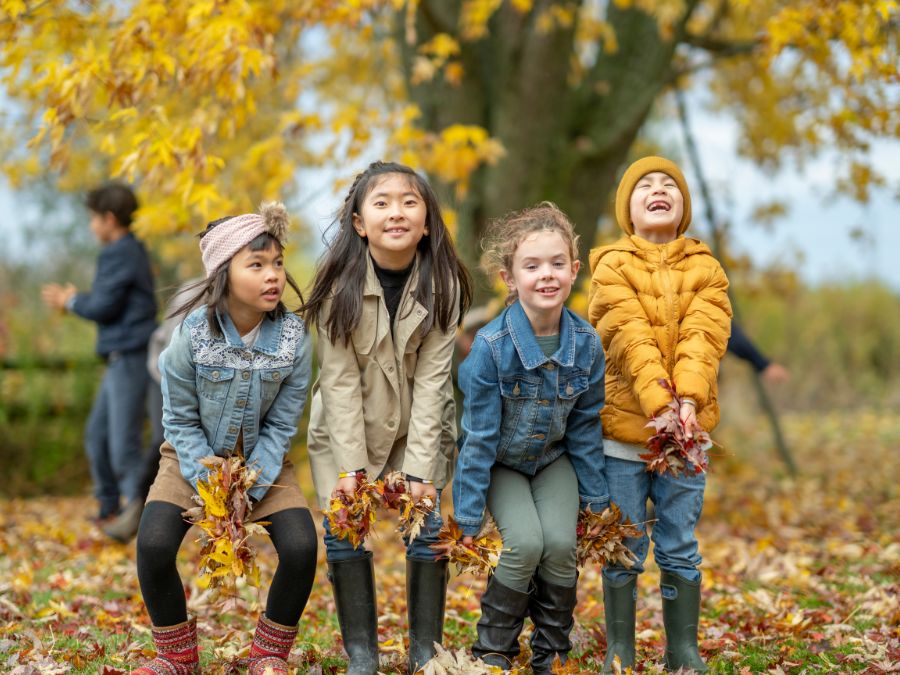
[146,441,308,521]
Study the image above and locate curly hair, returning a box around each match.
[480,202,580,305]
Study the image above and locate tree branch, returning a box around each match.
[682,33,761,56]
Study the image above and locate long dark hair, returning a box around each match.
[301,161,472,346]
[170,217,304,337]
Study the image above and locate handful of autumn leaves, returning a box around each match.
[182,455,268,598]
[324,471,438,548]
[324,471,504,576]
[641,379,713,476]
[575,503,642,569]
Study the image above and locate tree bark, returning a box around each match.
[399,1,696,292]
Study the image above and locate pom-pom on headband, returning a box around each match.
[200,202,289,277]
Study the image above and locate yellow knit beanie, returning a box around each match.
[614,156,692,236]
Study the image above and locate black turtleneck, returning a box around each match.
[372,258,414,327]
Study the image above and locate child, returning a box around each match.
[134,204,318,675]
[303,161,472,675]
[588,156,732,673]
[453,203,608,673]
[41,182,157,525]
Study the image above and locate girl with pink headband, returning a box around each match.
[133,203,317,675]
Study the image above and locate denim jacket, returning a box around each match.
[453,301,608,537]
[160,307,312,501]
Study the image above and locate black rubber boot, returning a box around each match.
[661,571,708,673]
[328,553,379,675]
[601,574,637,674]
[471,576,531,670]
[528,576,578,674]
[406,557,448,674]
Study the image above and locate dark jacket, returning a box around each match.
[71,232,157,356]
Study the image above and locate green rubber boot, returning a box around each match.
[661,571,708,673]
[602,574,636,674]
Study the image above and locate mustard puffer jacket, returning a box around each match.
[588,234,732,444]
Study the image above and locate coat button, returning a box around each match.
[237,399,246,408]
[242,371,250,380]
[212,370,220,379]
[387,419,396,429]
[533,433,546,440]
[539,399,550,405]
[544,363,555,370]
[228,426,238,434]
[273,371,281,381]
[566,385,574,395]
[387,364,395,373]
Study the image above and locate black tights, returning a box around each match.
[136,501,318,627]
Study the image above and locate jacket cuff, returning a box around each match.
[675,373,709,408]
[248,483,269,502]
[455,516,483,538]
[401,457,436,483]
[580,496,609,512]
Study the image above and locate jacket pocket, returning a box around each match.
[196,366,235,402]
[260,366,294,408]
[558,371,589,400]
[499,376,540,400]
[498,375,540,459]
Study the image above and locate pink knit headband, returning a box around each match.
[199,202,289,277]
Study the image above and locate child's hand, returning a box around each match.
[409,480,437,503]
[332,475,359,498]
[41,283,77,311]
[679,400,699,440]
[462,535,474,547]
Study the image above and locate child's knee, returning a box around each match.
[506,531,544,571]
[540,528,577,565]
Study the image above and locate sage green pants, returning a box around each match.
[487,453,580,592]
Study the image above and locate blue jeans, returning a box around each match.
[603,455,706,584]
[84,349,150,516]
[323,488,444,562]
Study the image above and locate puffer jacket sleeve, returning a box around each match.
[316,299,370,473]
[673,257,732,409]
[589,256,672,417]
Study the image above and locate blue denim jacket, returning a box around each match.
[160,307,312,501]
[453,301,608,537]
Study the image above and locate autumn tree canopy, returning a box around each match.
[1,0,896,271]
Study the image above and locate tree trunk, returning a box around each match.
[400,1,694,293]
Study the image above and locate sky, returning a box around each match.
[1,88,897,290]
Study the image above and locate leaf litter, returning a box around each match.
[0,410,897,673]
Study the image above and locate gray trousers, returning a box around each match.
[487,453,580,592]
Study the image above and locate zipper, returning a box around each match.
[660,244,677,376]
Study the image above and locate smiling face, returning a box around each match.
[629,171,684,243]
[227,242,286,332]
[500,230,580,334]
[353,173,428,270]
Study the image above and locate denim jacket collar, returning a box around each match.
[505,301,576,370]
[215,309,283,356]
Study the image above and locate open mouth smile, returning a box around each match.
[647,200,671,213]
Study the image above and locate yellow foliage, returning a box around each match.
[1,0,896,259]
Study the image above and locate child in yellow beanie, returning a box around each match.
[588,156,732,673]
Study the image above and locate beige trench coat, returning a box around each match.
[307,254,458,509]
